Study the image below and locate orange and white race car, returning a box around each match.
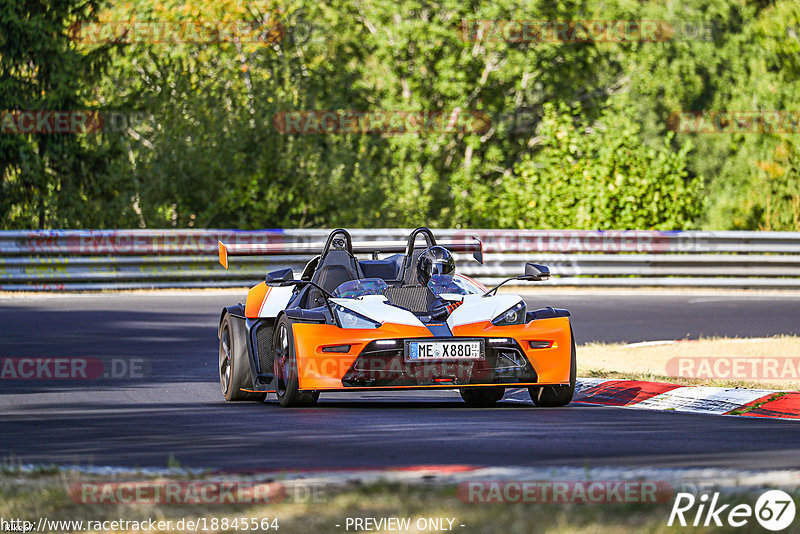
[216,228,575,407]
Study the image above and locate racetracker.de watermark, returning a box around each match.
[302,356,512,383]
[69,20,283,44]
[449,229,700,253]
[272,110,491,135]
[0,357,148,380]
[667,111,800,134]
[70,481,323,505]
[1,111,102,134]
[666,357,800,381]
[460,19,717,43]
[458,481,674,503]
[0,111,157,135]
[15,230,291,255]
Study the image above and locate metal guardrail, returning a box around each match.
[2,229,800,290]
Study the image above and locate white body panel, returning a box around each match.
[447,294,524,329]
[330,295,425,327]
[259,285,296,317]
[330,293,523,330]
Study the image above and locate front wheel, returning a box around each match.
[273,316,319,407]
[529,329,576,407]
[459,386,505,407]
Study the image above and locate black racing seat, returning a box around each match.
[307,249,361,307]
[399,227,438,286]
[402,248,427,285]
[316,264,356,294]
[357,254,404,282]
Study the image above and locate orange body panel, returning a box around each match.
[290,317,572,390]
[244,282,270,318]
[292,322,432,389]
[451,317,572,384]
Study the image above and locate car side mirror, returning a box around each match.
[265,268,294,285]
[482,263,550,297]
[522,263,550,281]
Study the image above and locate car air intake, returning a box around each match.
[254,320,275,375]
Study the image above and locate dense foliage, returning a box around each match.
[2,0,799,230]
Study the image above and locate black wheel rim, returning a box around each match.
[274,323,289,397]
[219,323,231,395]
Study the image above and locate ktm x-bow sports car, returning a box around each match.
[216,228,575,407]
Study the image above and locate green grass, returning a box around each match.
[0,473,791,533]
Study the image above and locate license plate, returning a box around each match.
[405,340,483,361]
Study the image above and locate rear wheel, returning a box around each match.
[273,316,320,407]
[529,329,576,407]
[219,313,266,402]
[459,386,505,407]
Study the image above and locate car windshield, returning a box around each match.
[333,278,388,298]
[427,274,482,296]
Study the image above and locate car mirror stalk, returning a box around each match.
[280,280,336,319]
[483,263,550,297]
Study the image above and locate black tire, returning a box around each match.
[459,386,505,407]
[529,327,576,407]
[273,315,319,407]
[219,313,266,402]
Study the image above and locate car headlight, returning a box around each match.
[491,302,526,326]
[334,304,381,329]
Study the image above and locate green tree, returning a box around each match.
[6,0,797,231]
[492,104,701,229]
[0,0,123,228]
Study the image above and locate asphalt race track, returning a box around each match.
[2,290,800,471]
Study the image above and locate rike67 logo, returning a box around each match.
[669,490,796,531]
